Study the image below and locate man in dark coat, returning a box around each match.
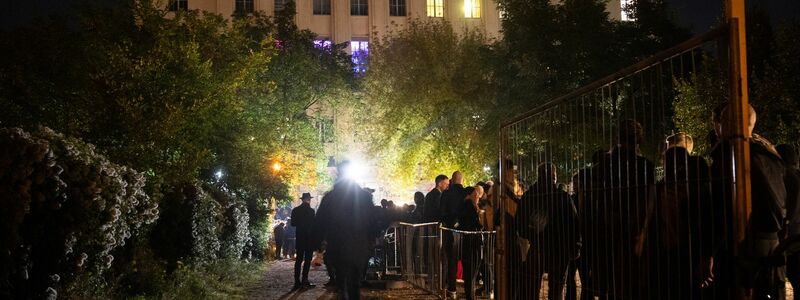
[273,222,286,259]
[441,171,467,297]
[588,120,655,299]
[314,161,377,300]
[778,144,800,300]
[518,162,579,300]
[291,193,316,289]
[708,104,789,299]
[411,192,425,223]
[423,174,449,222]
[648,133,712,299]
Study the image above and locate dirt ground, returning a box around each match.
[247,258,438,300]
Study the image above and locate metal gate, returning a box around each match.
[496,21,759,300]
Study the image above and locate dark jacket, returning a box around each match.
[291,202,316,251]
[273,224,285,243]
[518,181,579,258]
[458,201,483,231]
[441,183,467,227]
[423,188,444,223]
[314,180,377,264]
[785,166,800,236]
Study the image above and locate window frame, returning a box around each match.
[389,0,406,17]
[350,40,369,74]
[274,0,289,12]
[313,0,332,15]
[351,0,369,16]
[235,0,255,15]
[464,0,481,19]
[426,0,444,18]
[168,0,188,11]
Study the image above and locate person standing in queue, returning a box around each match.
[273,222,285,259]
[441,171,468,299]
[460,185,485,300]
[314,161,377,300]
[423,175,449,223]
[291,193,316,290]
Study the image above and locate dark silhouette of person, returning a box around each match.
[411,192,425,223]
[646,132,711,299]
[314,161,378,300]
[284,219,296,258]
[708,104,789,299]
[459,185,485,300]
[588,120,655,299]
[778,144,800,300]
[423,175,449,222]
[441,171,468,297]
[291,193,316,289]
[518,162,579,300]
[273,222,285,259]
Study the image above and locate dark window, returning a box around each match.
[389,0,406,16]
[275,0,290,12]
[235,0,254,14]
[351,0,368,16]
[168,0,188,11]
[313,0,331,15]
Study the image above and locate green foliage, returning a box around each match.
[359,19,495,188]
[0,127,158,298]
[672,57,728,155]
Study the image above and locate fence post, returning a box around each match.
[726,0,751,299]
[496,127,508,300]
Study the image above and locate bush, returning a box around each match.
[151,183,223,269]
[207,186,251,260]
[0,127,158,298]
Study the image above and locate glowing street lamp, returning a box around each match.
[272,162,282,172]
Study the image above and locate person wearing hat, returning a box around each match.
[291,192,316,289]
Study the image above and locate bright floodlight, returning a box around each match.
[341,160,367,182]
[215,170,224,180]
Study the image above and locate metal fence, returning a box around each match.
[395,222,497,299]
[496,22,767,300]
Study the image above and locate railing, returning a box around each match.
[496,23,765,300]
[395,222,497,299]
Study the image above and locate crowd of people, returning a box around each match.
[272,103,800,300]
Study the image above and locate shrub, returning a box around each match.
[0,127,158,298]
[208,187,251,260]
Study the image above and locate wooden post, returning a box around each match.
[726,0,752,299]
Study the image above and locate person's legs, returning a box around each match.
[463,237,481,300]
[301,250,313,284]
[547,261,569,300]
[444,231,457,293]
[566,259,578,300]
[276,241,283,259]
[294,249,306,285]
[788,253,800,300]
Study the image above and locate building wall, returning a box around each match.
[165,0,624,46]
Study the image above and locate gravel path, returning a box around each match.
[248,258,438,300]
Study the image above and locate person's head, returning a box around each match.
[666,132,694,154]
[380,199,388,208]
[616,119,644,149]
[719,104,756,138]
[777,144,799,169]
[435,174,450,191]
[537,162,557,185]
[414,191,425,205]
[473,185,484,201]
[451,171,464,185]
[501,159,518,184]
[300,192,313,203]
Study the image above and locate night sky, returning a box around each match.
[1,0,799,33]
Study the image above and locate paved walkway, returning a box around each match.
[248,258,438,300]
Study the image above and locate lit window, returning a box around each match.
[351,0,368,16]
[427,0,444,18]
[390,0,406,17]
[464,0,480,18]
[314,39,332,50]
[275,0,290,12]
[621,0,635,21]
[313,0,331,15]
[236,0,254,14]
[350,40,369,73]
[168,0,188,11]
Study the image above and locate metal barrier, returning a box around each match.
[396,222,443,295]
[496,23,769,300]
[395,222,497,299]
